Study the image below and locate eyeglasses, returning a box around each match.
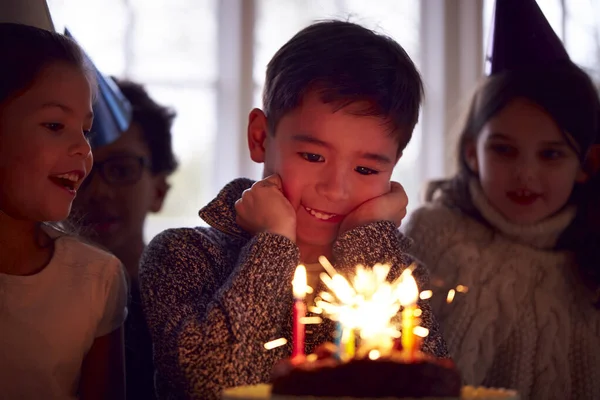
[81,155,151,189]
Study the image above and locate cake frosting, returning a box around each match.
[270,346,461,399]
[222,384,519,400]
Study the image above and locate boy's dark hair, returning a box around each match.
[426,60,600,300]
[113,78,178,176]
[263,20,423,152]
[0,23,96,105]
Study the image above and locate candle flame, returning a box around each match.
[396,270,419,306]
[293,265,307,298]
[264,338,287,350]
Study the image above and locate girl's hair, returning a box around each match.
[0,23,96,242]
[0,23,96,105]
[426,60,600,298]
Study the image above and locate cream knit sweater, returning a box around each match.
[403,181,600,400]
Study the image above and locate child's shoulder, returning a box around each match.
[147,226,227,253]
[55,235,123,280]
[58,234,118,264]
[142,226,235,271]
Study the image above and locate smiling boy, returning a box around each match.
[140,20,448,400]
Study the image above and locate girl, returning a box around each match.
[403,60,600,399]
[0,23,127,399]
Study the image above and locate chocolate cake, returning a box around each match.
[270,346,462,399]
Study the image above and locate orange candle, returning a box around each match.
[292,265,307,359]
[401,305,416,359]
[398,272,419,360]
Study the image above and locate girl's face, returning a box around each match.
[0,62,93,222]
[466,98,585,224]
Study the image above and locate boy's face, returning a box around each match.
[248,91,401,249]
[72,123,168,253]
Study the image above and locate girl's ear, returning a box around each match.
[464,140,479,173]
[578,144,600,183]
[587,144,600,175]
[576,168,588,183]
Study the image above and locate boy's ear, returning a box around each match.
[464,141,479,173]
[247,108,269,163]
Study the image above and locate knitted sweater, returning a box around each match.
[140,178,449,400]
[403,180,600,400]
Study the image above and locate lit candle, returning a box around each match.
[344,328,356,359]
[397,272,420,360]
[334,321,343,360]
[292,265,307,359]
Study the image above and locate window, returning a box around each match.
[48,0,218,239]
[47,0,461,241]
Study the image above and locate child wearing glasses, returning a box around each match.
[71,78,178,400]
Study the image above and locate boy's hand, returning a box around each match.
[339,181,408,234]
[235,175,297,242]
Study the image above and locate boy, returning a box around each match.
[140,20,448,400]
[71,79,177,400]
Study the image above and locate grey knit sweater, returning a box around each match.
[140,178,449,400]
[403,180,600,400]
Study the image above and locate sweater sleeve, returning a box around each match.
[332,220,450,359]
[139,228,300,400]
[402,206,462,278]
[402,205,522,386]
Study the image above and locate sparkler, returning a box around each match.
[264,258,469,363]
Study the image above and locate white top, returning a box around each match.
[403,181,600,400]
[0,232,128,399]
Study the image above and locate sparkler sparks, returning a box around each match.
[263,258,469,358]
[264,338,288,350]
[314,257,426,357]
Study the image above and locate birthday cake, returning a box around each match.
[222,261,519,400]
[269,344,462,399]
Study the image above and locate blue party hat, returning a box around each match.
[64,28,132,148]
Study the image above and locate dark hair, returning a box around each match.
[0,23,95,105]
[113,78,178,175]
[427,60,600,297]
[262,20,423,152]
[560,169,600,306]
